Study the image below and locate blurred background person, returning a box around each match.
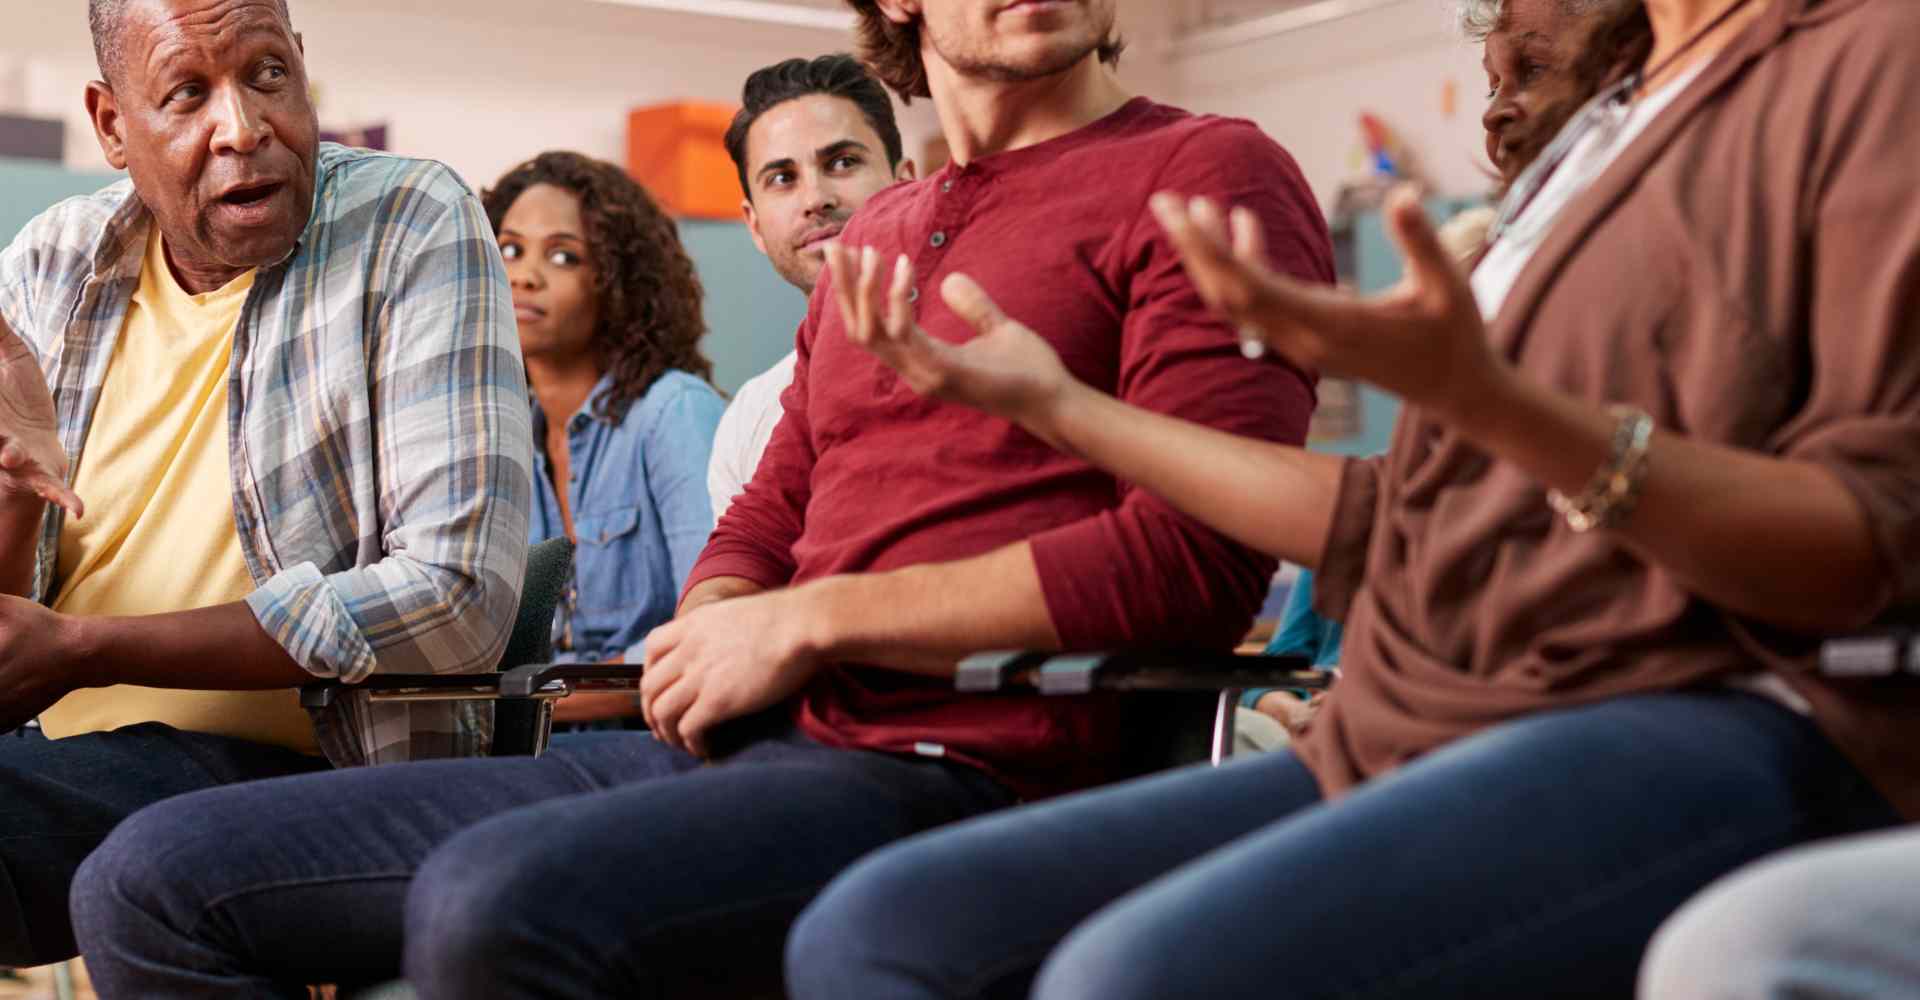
[483,152,724,725]
[711,53,916,524]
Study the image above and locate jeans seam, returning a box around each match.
[190,872,415,942]
[583,885,822,993]
[1334,795,1868,1000]
[945,939,1068,999]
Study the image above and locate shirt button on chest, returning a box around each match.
[908,287,920,303]
[930,231,948,248]
[941,180,954,193]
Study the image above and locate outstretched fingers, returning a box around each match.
[939,272,1010,336]
[1153,191,1369,353]
[1382,184,1466,303]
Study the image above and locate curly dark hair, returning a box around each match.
[484,151,714,423]
[843,0,1124,103]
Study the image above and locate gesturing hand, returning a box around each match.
[639,588,824,759]
[1150,184,1508,426]
[824,243,1076,445]
[0,319,83,519]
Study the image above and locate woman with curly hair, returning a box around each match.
[483,152,724,721]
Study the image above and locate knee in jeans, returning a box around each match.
[404,833,522,981]
[70,799,208,950]
[1032,907,1184,1000]
[787,846,958,996]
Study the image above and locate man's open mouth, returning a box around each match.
[219,182,284,207]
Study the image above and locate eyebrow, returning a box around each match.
[497,228,584,243]
[753,138,875,186]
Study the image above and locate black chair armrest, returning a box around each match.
[301,664,647,709]
[956,649,1331,695]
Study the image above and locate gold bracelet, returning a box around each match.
[1547,405,1654,533]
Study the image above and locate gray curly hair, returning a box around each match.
[1456,0,1627,40]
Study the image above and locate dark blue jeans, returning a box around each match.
[788,691,1900,1000]
[71,717,1010,999]
[0,724,325,966]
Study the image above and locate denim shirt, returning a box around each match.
[530,369,724,663]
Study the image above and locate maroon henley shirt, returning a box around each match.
[687,98,1333,799]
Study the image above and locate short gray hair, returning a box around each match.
[89,0,294,84]
[1456,0,1623,41]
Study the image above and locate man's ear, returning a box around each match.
[84,81,130,171]
[742,198,769,257]
[896,158,918,183]
[873,0,919,26]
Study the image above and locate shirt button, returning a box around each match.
[930,231,948,248]
[908,287,920,303]
[941,180,954,193]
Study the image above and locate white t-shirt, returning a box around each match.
[1470,64,1809,716]
[707,349,798,525]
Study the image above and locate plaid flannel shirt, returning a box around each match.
[0,144,533,766]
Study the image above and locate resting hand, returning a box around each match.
[0,320,83,519]
[1151,184,1507,425]
[639,588,824,758]
[0,596,78,731]
[825,243,1075,445]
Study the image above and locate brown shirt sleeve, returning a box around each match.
[1311,454,1383,623]
[1774,30,1920,611]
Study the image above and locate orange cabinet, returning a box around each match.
[627,101,744,221]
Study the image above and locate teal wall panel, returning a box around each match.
[0,156,123,246]
[678,220,809,396]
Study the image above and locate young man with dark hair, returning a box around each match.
[71,3,1332,996]
[707,54,916,523]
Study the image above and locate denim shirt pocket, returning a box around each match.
[565,504,663,660]
[575,504,641,549]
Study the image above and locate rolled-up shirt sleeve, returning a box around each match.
[246,170,533,682]
[1028,122,1332,650]
[1775,39,1920,614]
[1311,456,1383,624]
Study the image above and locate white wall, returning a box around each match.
[1167,0,1498,211]
[0,0,882,189]
[2,0,1498,211]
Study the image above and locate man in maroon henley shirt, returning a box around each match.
[643,0,1334,801]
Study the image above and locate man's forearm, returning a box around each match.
[1037,382,1344,569]
[0,498,42,598]
[799,541,1060,677]
[678,575,768,616]
[68,601,313,691]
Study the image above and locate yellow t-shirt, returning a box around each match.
[41,228,319,755]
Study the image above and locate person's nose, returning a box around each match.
[209,85,272,157]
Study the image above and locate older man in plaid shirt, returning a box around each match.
[0,0,531,967]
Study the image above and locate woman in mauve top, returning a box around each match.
[789,1,1920,997]
[483,153,724,725]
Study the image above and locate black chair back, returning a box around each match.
[491,537,575,756]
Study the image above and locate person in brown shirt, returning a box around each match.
[785,1,1920,998]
